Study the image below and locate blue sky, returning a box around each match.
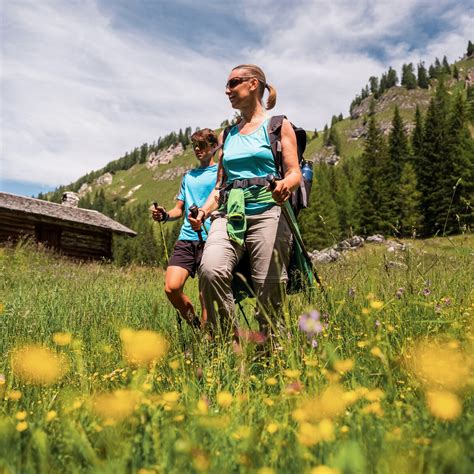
[1,0,472,196]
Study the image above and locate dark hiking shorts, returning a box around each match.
[168,240,204,278]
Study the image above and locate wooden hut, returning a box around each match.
[0,192,136,260]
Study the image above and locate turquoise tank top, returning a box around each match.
[223,118,277,215]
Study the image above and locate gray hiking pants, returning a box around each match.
[199,205,293,333]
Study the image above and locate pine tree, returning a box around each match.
[411,106,424,167]
[379,73,388,95]
[443,92,474,232]
[466,86,474,124]
[323,124,329,145]
[428,64,437,80]
[313,129,319,139]
[442,56,451,74]
[398,163,422,236]
[418,81,451,234]
[369,76,379,95]
[300,164,340,249]
[417,61,429,88]
[453,64,459,80]
[401,63,417,89]
[338,113,343,122]
[334,160,359,235]
[386,67,399,88]
[327,126,341,155]
[357,114,391,234]
[468,40,474,57]
[387,106,410,229]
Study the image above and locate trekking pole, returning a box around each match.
[153,201,186,347]
[153,202,169,262]
[188,204,204,247]
[266,175,323,289]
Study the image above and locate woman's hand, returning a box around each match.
[271,180,292,205]
[189,208,206,231]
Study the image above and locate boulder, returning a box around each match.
[77,183,92,198]
[312,248,341,264]
[95,172,113,186]
[366,234,385,244]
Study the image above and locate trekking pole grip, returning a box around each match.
[189,204,204,246]
[266,174,277,191]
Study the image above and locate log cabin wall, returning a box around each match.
[0,208,112,260]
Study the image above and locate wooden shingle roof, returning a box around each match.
[0,192,136,237]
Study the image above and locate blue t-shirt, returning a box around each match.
[223,118,277,215]
[177,164,217,241]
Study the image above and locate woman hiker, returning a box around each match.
[152,128,218,328]
[189,64,301,338]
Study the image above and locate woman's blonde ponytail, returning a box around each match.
[265,83,277,110]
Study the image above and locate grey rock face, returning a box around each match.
[147,143,184,169]
[61,191,80,207]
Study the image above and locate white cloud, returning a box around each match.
[2,0,232,186]
[236,0,472,129]
[1,0,472,187]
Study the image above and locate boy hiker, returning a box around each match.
[151,128,218,328]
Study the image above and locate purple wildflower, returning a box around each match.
[348,288,356,298]
[375,319,381,328]
[422,288,431,296]
[442,297,452,306]
[311,339,318,349]
[395,287,405,299]
[298,311,323,339]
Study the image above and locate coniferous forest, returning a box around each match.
[40,43,474,264]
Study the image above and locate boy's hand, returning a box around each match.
[151,205,169,222]
[189,209,205,231]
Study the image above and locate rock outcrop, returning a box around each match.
[147,144,184,169]
[153,165,194,181]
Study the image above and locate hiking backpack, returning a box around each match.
[222,115,312,216]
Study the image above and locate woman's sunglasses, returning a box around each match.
[225,76,254,90]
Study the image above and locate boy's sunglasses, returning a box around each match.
[225,76,254,90]
[192,140,209,151]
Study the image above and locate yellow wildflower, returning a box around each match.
[52,332,72,346]
[8,390,22,401]
[333,359,354,374]
[16,421,28,432]
[162,391,180,404]
[318,419,335,441]
[283,369,301,379]
[297,422,320,446]
[92,389,140,422]
[216,391,233,408]
[340,425,350,434]
[232,425,252,440]
[192,451,210,471]
[370,347,383,358]
[407,340,470,391]
[310,466,340,474]
[266,423,279,434]
[426,391,462,421]
[266,377,278,386]
[168,359,180,370]
[364,388,384,401]
[46,410,57,422]
[15,411,27,421]
[361,308,370,315]
[197,398,208,415]
[370,300,384,310]
[12,345,68,385]
[120,328,168,366]
[257,468,275,474]
[298,385,348,422]
[361,402,384,417]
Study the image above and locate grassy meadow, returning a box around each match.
[0,235,473,473]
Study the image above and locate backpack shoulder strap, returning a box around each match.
[268,115,287,176]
